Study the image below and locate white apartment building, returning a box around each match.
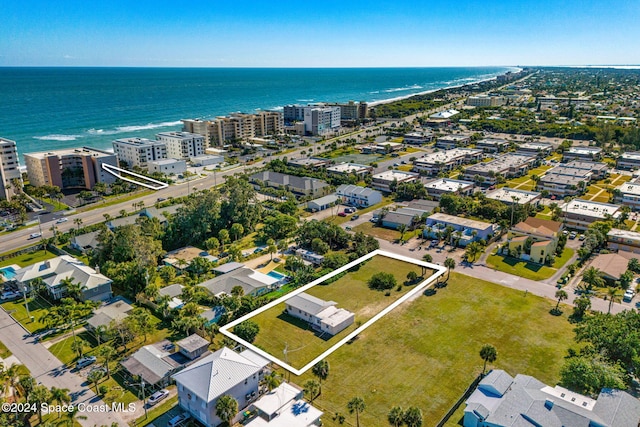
[304,106,341,136]
[466,95,506,107]
[413,148,483,176]
[0,137,22,200]
[156,132,204,161]
[617,152,640,170]
[563,199,621,230]
[563,146,602,161]
[181,111,283,146]
[336,184,383,207]
[424,178,475,200]
[112,137,167,170]
[615,181,640,211]
[149,159,187,175]
[371,170,419,192]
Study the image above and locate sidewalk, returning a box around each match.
[0,307,127,427]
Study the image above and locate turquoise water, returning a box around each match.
[0,266,17,280]
[267,271,287,280]
[0,67,513,159]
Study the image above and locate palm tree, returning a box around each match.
[29,384,51,424]
[1,363,20,404]
[73,218,83,231]
[582,266,604,290]
[71,340,85,358]
[422,254,433,263]
[444,257,456,282]
[62,277,86,301]
[303,379,320,404]
[87,369,105,394]
[403,406,423,427]
[606,287,622,314]
[98,345,117,378]
[398,224,407,242]
[263,372,281,392]
[49,387,71,418]
[215,394,238,426]
[554,289,568,311]
[480,344,498,375]
[388,406,404,427]
[312,360,329,395]
[267,238,277,261]
[347,396,366,427]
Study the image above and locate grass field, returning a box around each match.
[352,221,421,242]
[250,256,426,369]
[0,340,11,359]
[486,247,574,281]
[1,295,53,333]
[0,249,57,268]
[291,272,574,427]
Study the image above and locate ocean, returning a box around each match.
[0,67,514,159]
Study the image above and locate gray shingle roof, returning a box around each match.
[286,292,336,316]
[176,334,208,354]
[158,284,183,298]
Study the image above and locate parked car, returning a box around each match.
[76,356,96,369]
[167,413,191,427]
[156,197,166,202]
[578,234,585,241]
[55,217,68,223]
[351,214,360,220]
[338,212,347,217]
[569,231,577,240]
[623,289,635,302]
[148,389,170,406]
[1,291,21,300]
[28,232,42,239]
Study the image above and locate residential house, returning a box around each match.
[424,178,475,200]
[307,194,339,212]
[295,249,325,265]
[285,292,354,336]
[463,154,537,185]
[615,181,640,210]
[70,231,100,254]
[413,148,483,176]
[435,134,471,149]
[616,151,640,170]
[506,218,562,264]
[176,334,210,360]
[380,207,430,230]
[607,228,640,254]
[463,369,640,427]
[424,213,495,246]
[198,267,278,297]
[589,251,636,284]
[140,204,183,226]
[336,184,383,207]
[485,187,542,207]
[86,297,133,331]
[326,162,373,177]
[120,339,186,388]
[163,246,217,272]
[563,146,603,161]
[563,199,621,230]
[158,284,185,310]
[172,347,269,427]
[246,382,323,427]
[250,171,330,198]
[11,255,112,301]
[371,170,419,193]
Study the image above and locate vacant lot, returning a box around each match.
[293,272,574,426]
[250,256,427,369]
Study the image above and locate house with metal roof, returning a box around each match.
[463,369,640,427]
[198,267,278,297]
[307,194,340,212]
[245,382,323,427]
[172,347,269,427]
[12,255,112,301]
[285,292,354,336]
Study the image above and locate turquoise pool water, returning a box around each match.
[267,271,287,280]
[0,266,17,280]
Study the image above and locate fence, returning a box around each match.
[0,244,43,263]
[435,373,484,427]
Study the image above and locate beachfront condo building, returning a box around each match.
[182,111,283,147]
[284,101,367,123]
[304,106,341,136]
[156,131,205,160]
[24,147,117,190]
[0,137,23,200]
[112,137,167,170]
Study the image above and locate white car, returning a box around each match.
[167,413,191,427]
[1,291,21,300]
[148,389,169,406]
[56,217,68,223]
[623,290,635,302]
[28,232,42,239]
[76,356,96,369]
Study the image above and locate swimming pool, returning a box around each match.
[0,266,17,280]
[267,271,287,280]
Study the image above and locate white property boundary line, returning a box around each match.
[220,249,447,376]
[101,163,169,190]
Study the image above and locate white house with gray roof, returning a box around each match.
[198,267,278,297]
[12,255,112,301]
[336,184,383,207]
[250,171,329,198]
[172,347,268,427]
[285,292,354,336]
[464,369,640,427]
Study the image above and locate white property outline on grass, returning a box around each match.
[220,249,447,376]
[101,163,169,190]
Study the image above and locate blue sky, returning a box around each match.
[1,0,639,67]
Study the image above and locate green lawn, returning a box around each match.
[292,272,574,427]
[134,395,179,427]
[0,249,57,268]
[250,256,426,369]
[0,295,53,333]
[48,331,95,366]
[0,340,12,359]
[486,247,574,281]
[352,221,421,242]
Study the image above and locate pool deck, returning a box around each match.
[0,264,20,282]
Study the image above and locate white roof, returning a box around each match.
[619,151,640,161]
[565,199,621,219]
[247,383,323,427]
[428,213,494,230]
[430,109,459,119]
[486,187,541,204]
[316,306,353,327]
[372,170,419,182]
[567,146,602,154]
[149,158,185,166]
[13,255,111,292]
[416,148,482,165]
[172,347,267,403]
[608,228,640,241]
[618,182,640,196]
[326,163,370,173]
[425,178,474,192]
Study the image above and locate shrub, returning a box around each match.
[368,272,397,291]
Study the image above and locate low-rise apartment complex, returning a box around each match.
[413,148,483,176]
[615,181,640,210]
[250,171,330,198]
[424,178,475,200]
[563,199,621,230]
[616,151,640,170]
[463,154,536,185]
[371,170,419,192]
[435,134,471,149]
[563,146,602,161]
[336,184,383,207]
[607,228,640,254]
[485,187,541,206]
